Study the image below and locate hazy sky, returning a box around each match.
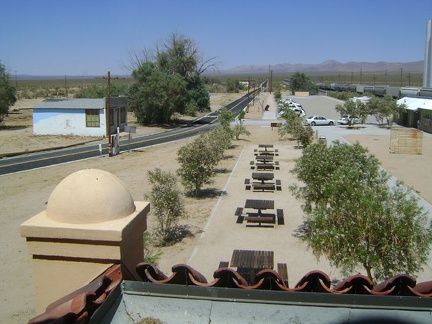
[1,0,432,76]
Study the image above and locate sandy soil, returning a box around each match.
[1,93,432,323]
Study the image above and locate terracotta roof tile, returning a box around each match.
[29,263,432,323]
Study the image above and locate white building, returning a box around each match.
[33,97,127,137]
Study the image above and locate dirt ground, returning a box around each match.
[1,93,432,323]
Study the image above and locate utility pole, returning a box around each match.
[64,75,68,97]
[270,70,273,93]
[14,70,17,88]
[247,76,250,111]
[400,67,403,87]
[106,71,112,157]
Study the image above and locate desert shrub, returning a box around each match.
[177,136,217,197]
[145,168,185,246]
[142,232,162,264]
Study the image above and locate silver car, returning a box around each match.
[304,115,335,126]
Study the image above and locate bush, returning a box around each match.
[145,168,185,246]
[290,140,432,282]
[177,136,217,196]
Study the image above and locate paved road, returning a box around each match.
[0,90,259,176]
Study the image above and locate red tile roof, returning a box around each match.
[28,263,432,323]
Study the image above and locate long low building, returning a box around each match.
[397,97,432,133]
[33,97,127,137]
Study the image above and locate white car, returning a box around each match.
[337,115,362,125]
[304,115,335,126]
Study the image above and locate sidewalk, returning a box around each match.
[183,92,432,285]
[185,93,342,286]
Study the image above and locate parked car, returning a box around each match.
[337,115,362,125]
[292,107,306,117]
[304,115,335,126]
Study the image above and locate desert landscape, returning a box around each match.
[1,92,432,323]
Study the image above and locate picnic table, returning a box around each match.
[245,199,274,213]
[245,173,281,191]
[255,144,278,156]
[235,199,284,226]
[255,154,274,162]
[230,249,274,284]
[252,172,274,183]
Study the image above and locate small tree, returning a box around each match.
[217,107,235,137]
[0,62,17,123]
[290,72,319,95]
[290,141,432,282]
[145,168,185,246]
[335,98,367,122]
[232,110,250,140]
[177,136,217,196]
[278,108,308,147]
[200,126,232,163]
[297,125,314,148]
[366,96,401,126]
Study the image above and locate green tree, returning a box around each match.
[366,96,401,126]
[0,62,17,123]
[145,168,185,246]
[204,125,232,161]
[232,110,251,140]
[128,62,188,124]
[128,33,213,124]
[278,107,308,147]
[335,98,367,123]
[177,136,217,197]
[290,72,319,95]
[217,107,235,138]
[290,141,432,282]
[226,78,240,93]
[297,125,314,148]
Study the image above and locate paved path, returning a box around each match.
[187,93,432,282]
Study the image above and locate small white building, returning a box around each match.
[33,97,127,137]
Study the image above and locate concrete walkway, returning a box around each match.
[187,92,432,284]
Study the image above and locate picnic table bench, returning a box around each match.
[231,249,274,284]
[277,262,289,286]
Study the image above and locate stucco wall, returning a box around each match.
[33,108,106,136]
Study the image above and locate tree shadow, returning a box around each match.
[292,222,310,239]
[214,167,230,174]
[197,188,227,198]
[159,224,194,246]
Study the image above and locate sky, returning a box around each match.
[1,0,432,76]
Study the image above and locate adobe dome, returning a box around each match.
[46,169,136,224]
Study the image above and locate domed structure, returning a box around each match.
[46,169,136,224]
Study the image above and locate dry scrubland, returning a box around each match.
[1,92,432,323]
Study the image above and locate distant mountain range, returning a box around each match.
[15,60,425,79]
[219,60,424,75]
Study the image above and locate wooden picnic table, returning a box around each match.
[256,144,278,155]
[255,154,274,162]
[252,172,274,183]
[230,249,274,269]
[235,199,284,226]
[258,144,274,151]
[230,249,274,284]
[245,199,274,211]
[255,163,275,171]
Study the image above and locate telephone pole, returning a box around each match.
[106,71,112,156]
